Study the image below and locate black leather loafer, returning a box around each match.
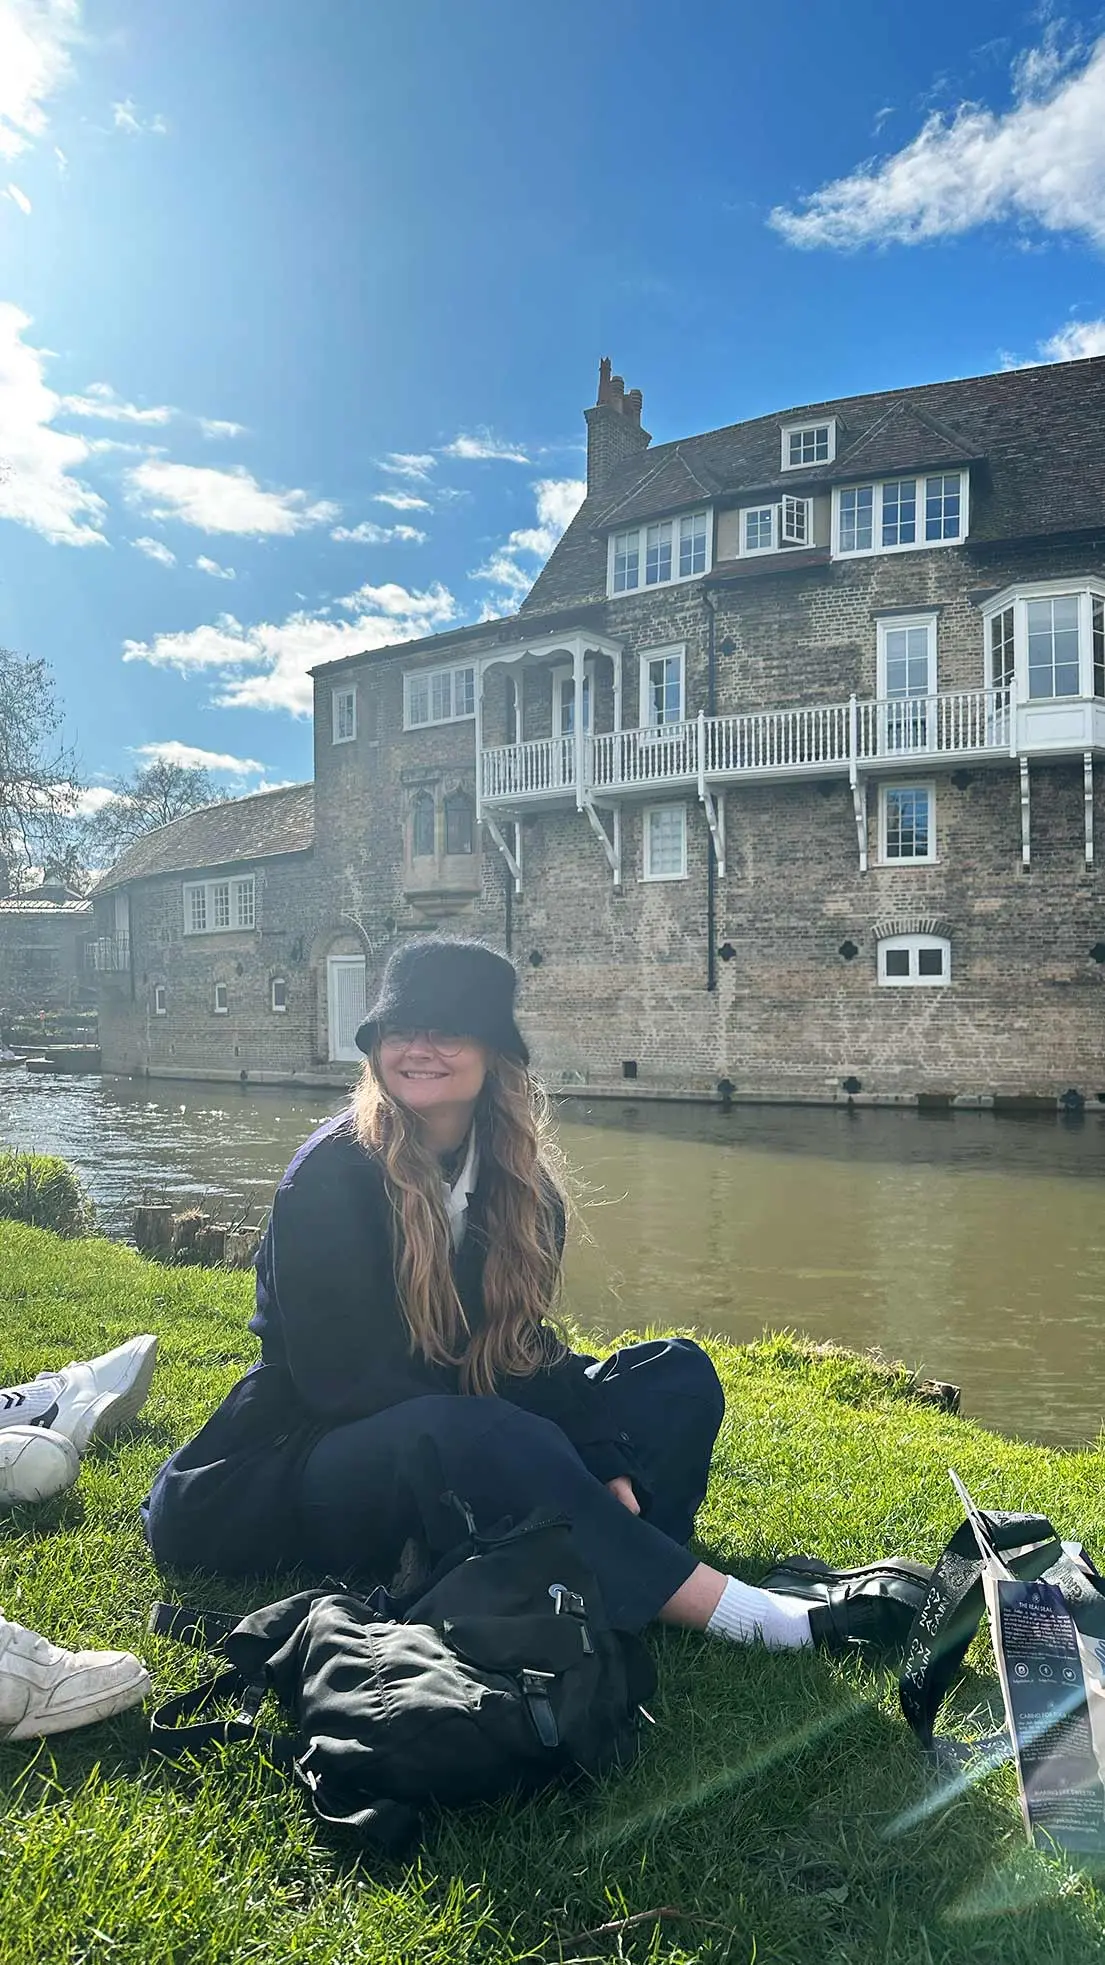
[760,1554,934,1605]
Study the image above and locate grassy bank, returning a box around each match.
[3,1221,1105,1963]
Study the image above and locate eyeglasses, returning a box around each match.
[379,1028,469,1057]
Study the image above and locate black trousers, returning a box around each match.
[298,1337,726,1631]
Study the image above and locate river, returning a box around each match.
[2,1070,1104,1449]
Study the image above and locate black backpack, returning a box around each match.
[148,1506,657,1855]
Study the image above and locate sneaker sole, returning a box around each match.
[60,1338,159,1455]
[5,1662,152,1740]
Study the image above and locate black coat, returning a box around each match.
[144,1114,637,1576]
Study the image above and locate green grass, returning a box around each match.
[4,1221,1105,1963]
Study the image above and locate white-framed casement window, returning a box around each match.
[879,784,936,865]
[183,874,256,935]
[876,613,937,753]
[981,581,1105,703]
[552,664,594,736]
[404,663,476,729]
[639,646,685,727]
[271,977,287,1013]
[739,494,813,557]
[331,685,357,744]
[608,511,711,595]
[642,804,688,880]
[153,983,167,1016]
[878,934,951,987]
[833,472,968,558]
[214,981,229,1015]
[781,419,837,470]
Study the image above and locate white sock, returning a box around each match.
[705,1577,814,1650]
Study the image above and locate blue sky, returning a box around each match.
[4,0,1105,810]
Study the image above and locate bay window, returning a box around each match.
[981,583,1105,704]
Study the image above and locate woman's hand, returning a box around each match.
[606,1474,640,1515]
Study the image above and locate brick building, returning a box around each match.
[309,354,1105,1104]
[0,881,92,1018]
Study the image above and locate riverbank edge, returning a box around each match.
[5,1219,1105,1964]
[17,1060,1092,1115]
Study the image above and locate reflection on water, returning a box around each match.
[2,1071,1104,1449]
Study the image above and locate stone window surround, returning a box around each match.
[152,983,167,1016]
[271,977,287,1013]
[832,470,969,559]
[213,981,229,1015]
[878,781,937,866]
[607,509,712,597]
[332,683,357,744]
[981,578,1105,703]
[780,418,837,470]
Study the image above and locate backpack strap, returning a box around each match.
[148,1601,243,1653]
[149,1667,294,1768]
[899,1511,1063,1751]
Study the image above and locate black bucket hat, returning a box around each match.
[355,937,529,1064]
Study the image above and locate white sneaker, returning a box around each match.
[0,1614,151,1740]
[0,1426,80,1507]
[39,1334,159,1456]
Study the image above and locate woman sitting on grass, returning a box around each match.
[144,938,926,1652]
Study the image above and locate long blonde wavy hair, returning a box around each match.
[350,1049,569,1394]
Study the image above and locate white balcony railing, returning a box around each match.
[481,735,576,802]
[480,686,1016,804]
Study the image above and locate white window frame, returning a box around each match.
[214,981,229,1015]
[642,803,688,881]
[739,505,777,556]
[832,471,969,559]
[403,663,476,730]
[606,511,712,597]
[981,580,1105,704]
[781,419,837,470]
[331,685,357,744]
[270,977,287,1013]
[153,983,167,1016]
[878,934,951,987]
[552,663,594,737]
[878,783,937,866]
[876,612,938,755]
[182,874,256,935]
[638,645,686,728]
[738,497,813,557]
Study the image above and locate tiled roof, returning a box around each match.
[92,783,314,893]
[523,356,1105,612]
[0,898,91,917]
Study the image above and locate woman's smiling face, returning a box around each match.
[377,1028,489,1117]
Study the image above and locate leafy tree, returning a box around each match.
[84,758,221,863]
[0,648,80,895]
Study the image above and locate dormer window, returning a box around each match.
[833,472,968,558]
[608,511,711,595]
[781,420,837,469]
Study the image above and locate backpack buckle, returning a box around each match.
[549,1583,594,1654]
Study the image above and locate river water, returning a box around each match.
[2,1070,1104,1449]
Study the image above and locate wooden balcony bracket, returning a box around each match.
[1019,757,1031,868]
[1085,752,1094,867]
[484,816,523,895]
[582,795,622,888]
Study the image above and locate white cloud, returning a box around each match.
[132,534,175,565]
[195,553,235,579]
[122,583,460,716]
[0,0,79,162]
[199,416,245,440]
[1040,319,1105,360]
[379,451,436,480]
[111,97,167,137]
[73,784,119,817]
[0,302,106,545]
[61,381,174,426]
[471,477,585,607]
[440,430,529,463]
[126,458,339,536]
[770,33,1105,252]
[6,180,31,213]
[373,490,432,511]
[133,740,265,776]
[331,519,427,544]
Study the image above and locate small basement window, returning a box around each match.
[271,977,287,1012]
[214,982,229,1014]
[153,984,167,1015]
[878,935,951,987]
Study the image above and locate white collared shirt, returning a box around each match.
[442,1128,479,1252]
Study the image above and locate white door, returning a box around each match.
[327,956,366,1062]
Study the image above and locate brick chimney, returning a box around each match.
[584,357,651,496]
